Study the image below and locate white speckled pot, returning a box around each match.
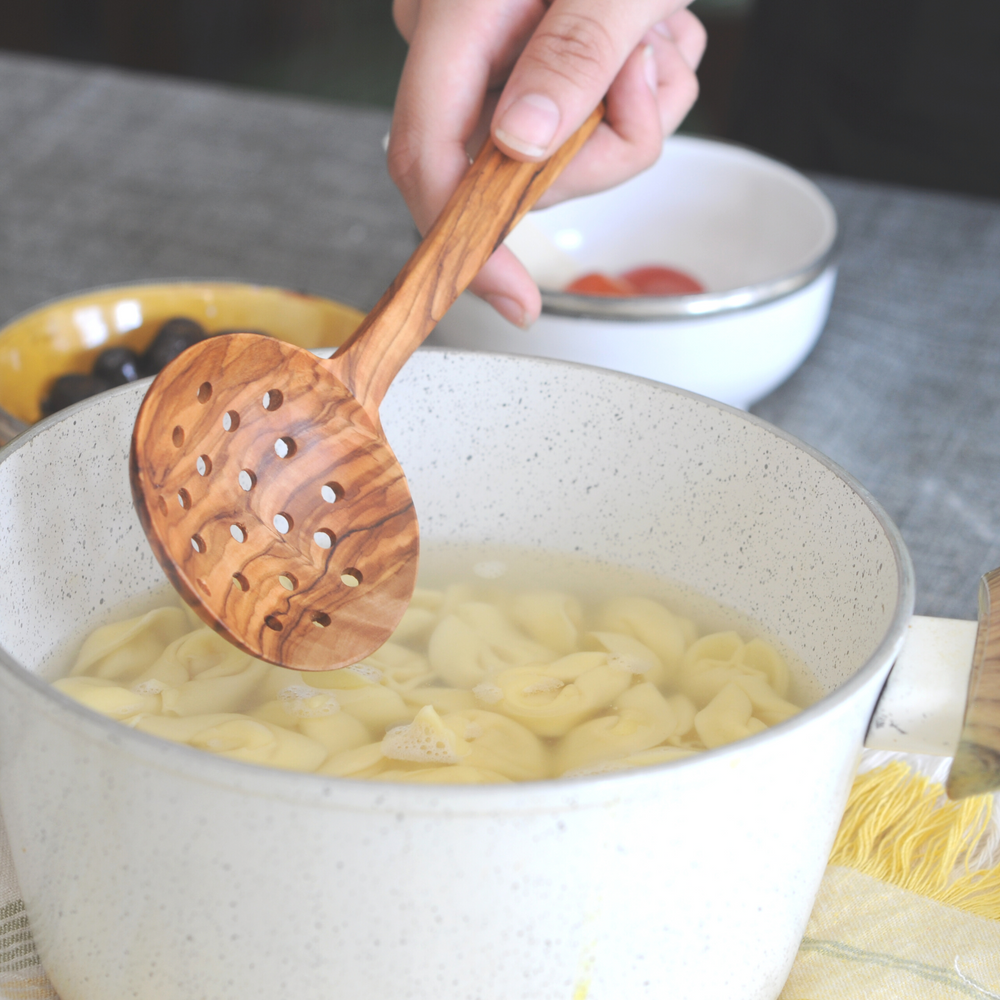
[0,350,913,1000]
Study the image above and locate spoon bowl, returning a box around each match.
[130,106,604,669]
[130,332,417,669]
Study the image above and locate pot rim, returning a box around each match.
[0,355,915,814]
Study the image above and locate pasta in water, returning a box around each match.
[52,551,806,783]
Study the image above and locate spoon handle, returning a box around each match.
[947,566,1000,798]
[327,104,604,420]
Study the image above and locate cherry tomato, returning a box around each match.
[564,272,635,297]
[619,266,705,295]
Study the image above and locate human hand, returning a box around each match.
[389,0,706,327]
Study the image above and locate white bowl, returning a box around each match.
[429,136,838,410]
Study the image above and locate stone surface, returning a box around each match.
[0,52,417,321]
[754,176,1000,618]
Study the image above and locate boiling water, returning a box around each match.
[51,543,821,783]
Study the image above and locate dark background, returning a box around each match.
[0,0,410,106]
[0,0,997,198]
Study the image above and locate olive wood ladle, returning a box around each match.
[130,106,603,671]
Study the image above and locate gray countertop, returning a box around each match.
[1,51,997,621]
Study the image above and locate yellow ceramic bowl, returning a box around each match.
[0,281,364,436]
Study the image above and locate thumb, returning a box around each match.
[491,0,677,159]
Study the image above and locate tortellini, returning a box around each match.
[677,632,799,725]
[135,629,270,716]
[510,590,582,655]
[70,607,189,683]
[53,675,161,722]
[554,683,686,776]
[55,570,807,783]
[137,713,328,771]
[491,653,631,737]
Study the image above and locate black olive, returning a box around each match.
[92,346,141,387]
[140,317,207,376]
[42,373,114,416]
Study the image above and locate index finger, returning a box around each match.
[491,0,690,160]
[388,0,544,233]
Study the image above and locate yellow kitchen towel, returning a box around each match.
[780,760,1000,1000]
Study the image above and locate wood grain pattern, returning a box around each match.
[947,567,1000,798]
[131,106,603,669]
[131,333,418,670]
[330,104,604,418]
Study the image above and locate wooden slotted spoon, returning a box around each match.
[130,106,603,671]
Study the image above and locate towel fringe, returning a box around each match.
[830,762,1000,919]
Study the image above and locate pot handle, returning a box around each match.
[865,568,1000,799]
[947,567,1000,798]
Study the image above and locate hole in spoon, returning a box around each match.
[264,615,283,632]
[231,523,247,543]
[238,469,256,492]
[262,390,283,411]
[321,482,344,504]
[196,455,212,476]
[157,495,168,516]
[172,426,184,447]
[177,488,191,509]
[223,411,240,432]
[341,568,362,588]
[197,577,211,596]
[274,437,296,458]
[312,612,331,628]
[191,534,206,554]
[313,528,335,549]
[273,513,293,534]
[279,573,297,591]
[232,573,249,592]
[197,382,213,404]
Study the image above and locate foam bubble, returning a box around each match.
[473,560,507,579]
[381,706,468,764]
[345,664,383,684]
[472,682,503,704]
[522,676,564,695]
[132,679,166,695]
[277,684,341,718]
[608,653,646,674]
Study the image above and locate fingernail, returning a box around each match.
[495,94,560,158]
[652,20,673,40]
[484,293,529,328]
[643,44,657,93]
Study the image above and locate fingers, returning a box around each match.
[524,40,663,207]
[645,10,704,137]
[515,11,703,208]
[664,8,708,71]
[490,0,690,161]
[468,245,543,328]
[487,0,703,208]
[387,0,543,233]
[392,0,420,42]
[469,36,666,326]
[388,0,548,327]
[387,0,704,327]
